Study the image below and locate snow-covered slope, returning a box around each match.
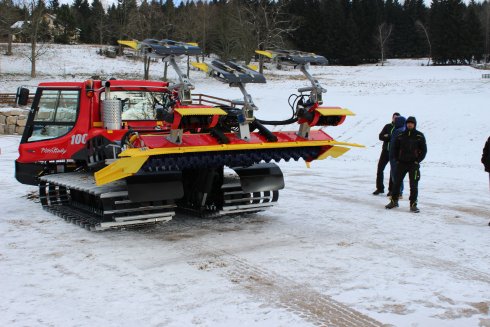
[0,44,489,327]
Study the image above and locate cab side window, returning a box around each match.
[28,90,79,142]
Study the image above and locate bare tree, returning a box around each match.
[375,23,392,66]
[209,2,242,61]
[0,1,22,56]
[197,2,212,62]
[22,0,51,78]
[243,0,295,73]
[207,0,293,68]
[415,20,432,66]
[126,0,153,40]
[114,0,137,55]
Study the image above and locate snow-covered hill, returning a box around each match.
[0,43,489,327]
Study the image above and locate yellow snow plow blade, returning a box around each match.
[317,146,351,160]
[191,62,209,73]
[94,140,364,186]
[94,156,149,186]
[117,40,139,50]
[118,140,363,158]
[255,50,273,58]
[316,108,355,116]
[175,108,227,116]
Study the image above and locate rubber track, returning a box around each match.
[44,204,102,231]
[43,204,165,231]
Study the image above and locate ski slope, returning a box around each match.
[0,44,489,327]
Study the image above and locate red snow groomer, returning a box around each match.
[15,41,361,230]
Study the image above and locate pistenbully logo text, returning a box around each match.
[41,147,67,155]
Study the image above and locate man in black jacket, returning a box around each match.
[373,112,400,195]
[386,116,427,212]
[483,137,490,226]
[483,136,490,190]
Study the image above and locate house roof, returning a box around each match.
[11,21,28,29]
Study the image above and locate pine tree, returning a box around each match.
[54,4,76,44]
[338,1,361,65]
[464,0,484,63]
[72,0,92,43]
[90,0,107,44]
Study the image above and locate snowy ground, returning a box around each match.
[0,44,489,327]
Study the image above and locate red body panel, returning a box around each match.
[139,130,334,149]
[17,79,341,165]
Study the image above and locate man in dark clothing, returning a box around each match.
[483,137,490,226]
[373,112,400,195]
[385,116,427,212]
[389,116,406,198]
[482,136,490,190]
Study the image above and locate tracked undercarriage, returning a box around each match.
[39,164,282,229]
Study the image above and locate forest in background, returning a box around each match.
[0,0,489,66]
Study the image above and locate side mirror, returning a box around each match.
[16,87,30,106]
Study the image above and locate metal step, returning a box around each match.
[113,211,174,222]
[104,204,175,215]
[220,202,275,214]
[97,217,172,230]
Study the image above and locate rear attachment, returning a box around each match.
[221,164,282,215]
[39,172,176,231]
[177,163,284,218]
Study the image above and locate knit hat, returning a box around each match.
[394,116,406,128]
[406,116,417,126]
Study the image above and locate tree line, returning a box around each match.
[1,0,489,66]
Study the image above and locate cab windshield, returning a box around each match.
[26,89,79,142]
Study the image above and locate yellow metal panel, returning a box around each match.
[186,42,199,46]
[117,40,139,50]
[317,146,351,160]
[255,50,273,58]
[191,62,209,73]
[316,108,356,116]
[175,108,227,116]
[94,156,149,186]
[119,140,364,158]
[247,64,258,71]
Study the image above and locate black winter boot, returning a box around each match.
[373,189,384,195]
[410,203,420,213]
[385,199,399,209]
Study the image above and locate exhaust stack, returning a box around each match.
[101,81,122,130]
